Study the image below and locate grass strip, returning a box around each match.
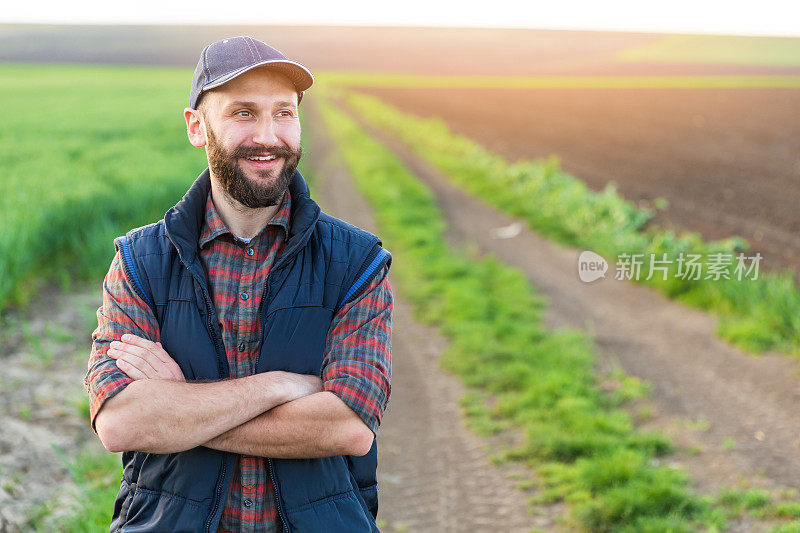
[334,85,800,357]
[314,92,743,532]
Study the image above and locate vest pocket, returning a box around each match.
[284,489,375,532]
[120,485,212,533]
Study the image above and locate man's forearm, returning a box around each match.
[96,371,300,454]
[201,391,374,458]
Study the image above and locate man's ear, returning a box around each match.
[184,108,207,148]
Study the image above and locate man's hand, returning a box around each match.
[107,334,185,382]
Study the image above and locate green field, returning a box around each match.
[0,63,202,311]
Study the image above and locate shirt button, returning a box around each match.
[238,342,246,352]
[240,292,249,301]
[243,498,253,508]
[246,248,254,256]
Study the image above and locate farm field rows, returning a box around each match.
[352,85,800,275]
[333,85,800,357]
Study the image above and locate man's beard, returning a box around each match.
[206,124,301,208]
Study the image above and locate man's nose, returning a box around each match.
[252,118,281,146]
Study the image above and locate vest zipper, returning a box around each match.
[198,284,228,533]
[201,288,226,377]
[254,273,273,370]
[258,269,288,532]
[259,272,289,532]
[269,457,290,533]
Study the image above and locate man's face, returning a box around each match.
[198,68,302,208]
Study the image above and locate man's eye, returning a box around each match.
[237,110,252,117]
[277,110,293,117]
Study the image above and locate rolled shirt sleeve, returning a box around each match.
[83,250,161,433]
[322,264,393,436]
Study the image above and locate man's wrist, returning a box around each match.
[253,371,288,410]
[257,371,301,409]
[258,370,323,409]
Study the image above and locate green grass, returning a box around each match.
[318,69,800,89]
[0,62,204,312]
[315,90,727,532]
[27,444,121,532]
[617,34,800,67]
[335,84,800,357]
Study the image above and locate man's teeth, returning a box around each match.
[247,155,277,161]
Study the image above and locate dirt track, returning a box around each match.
[357,87,800,274]
[304,99,558,532]
[333,96,800,518]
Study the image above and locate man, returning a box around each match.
[83,36,392,532]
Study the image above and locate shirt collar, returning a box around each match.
[199,188,292,249]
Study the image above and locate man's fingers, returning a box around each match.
[111,339,166,366]
[109,341,184,381]
[120,334,160,353]
[109,342,151,361]
[110,336,185,382]
[115,358,147,380]
[119,335,173,366]
[115,351,160,378]
[109,344,161,378]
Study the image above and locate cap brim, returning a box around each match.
[200,59,314,99]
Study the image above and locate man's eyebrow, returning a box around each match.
[224,100,297,110]
[225,100,259,110]
[273,100,298,109]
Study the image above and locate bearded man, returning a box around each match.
[83,36,392,533]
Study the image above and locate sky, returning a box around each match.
[3,0,800,38]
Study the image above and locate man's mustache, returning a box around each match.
[233,145,300,159]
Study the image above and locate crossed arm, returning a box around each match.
[94,343,373,457]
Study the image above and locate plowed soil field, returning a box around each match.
[357,86,800,273]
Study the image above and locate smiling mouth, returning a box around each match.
[242,155,282,168]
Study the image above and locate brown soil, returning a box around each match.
[0,283,107,532]
[356,87,800,274]
[338,102,800,530]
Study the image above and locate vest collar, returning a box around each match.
[164,167,321,273]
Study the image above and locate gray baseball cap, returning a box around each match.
[189,36,314,109]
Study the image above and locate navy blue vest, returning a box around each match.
[108,168,390,532]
